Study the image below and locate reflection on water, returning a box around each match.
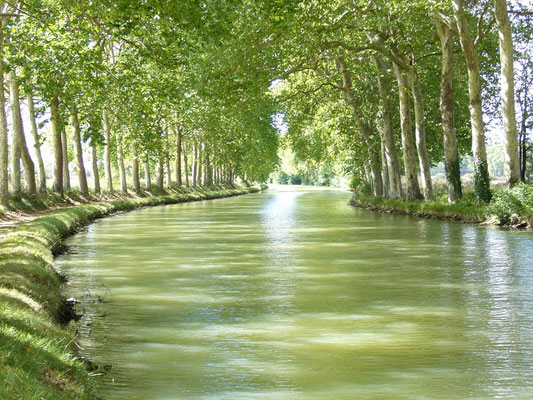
[56,188,533,399]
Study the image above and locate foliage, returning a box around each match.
[488,183,533,224]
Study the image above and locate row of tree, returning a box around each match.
[0,0,531,206]
[0,0,280,205]
[270,0,532,202]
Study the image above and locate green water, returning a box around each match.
[56,187,533,399]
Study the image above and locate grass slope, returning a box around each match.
[0,184,262,399]
[351,183,533,228]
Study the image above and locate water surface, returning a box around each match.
[56,188,533,399]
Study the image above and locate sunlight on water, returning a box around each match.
[56,188,533,399]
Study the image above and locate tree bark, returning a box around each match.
[91,142,100,194]
[0,27,8,204]
[175,126,182,186]
[436,19,463,202]
[70,110,88,196]
[132,155,141,194]
[192,144,197,186]
[373,55,403,198]
[157,158,164,190]
[381,141,389,198]
[10,137,21,195]
[50,96,63,194]
[61,129,70,190]
[116,134,127,193]
[453,0,491,202]
[198,143,204,185]
[494,0,520,187]
[408,70,433,200]
[8,70,36,195]
[27,93,46,192]
[393,63,422,201]
[144,156,151,191]
[183,145,189,187]
[102,111,113,193]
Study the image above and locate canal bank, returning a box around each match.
[350,186,533,230]
[0,185,263,400]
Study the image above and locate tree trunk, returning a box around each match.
[184,151,189,187]
[8,70,36,195]
[144,157,151,191]
[10,139,20,195]
[61,129,70,190]
[157,158,164,190]
[70,110,88,196]
[175,126,182,186]
[494,0,520,187]
[336,56,382,196]
[102,111,113,193]
[204,151,211,186]
[198,143,203,185]
[373,55,403,199]
[132,155,141,194]
[436,19,463,202]
[164,127,171,187]
[116,134,127,193]
[519,92,528,182]
[91,142,100,194]
[381,141,389,198]
[393,63,422,201]
[27,93,46,192]
[50,96,63,194]
[453,0,491,202]
[0,29,8,204]
[192,144,197,186]
[408,70,433,200]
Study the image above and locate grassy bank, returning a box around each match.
[350,183,533,229]
[0,184,263,399]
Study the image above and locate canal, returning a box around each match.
[56,187,533,399]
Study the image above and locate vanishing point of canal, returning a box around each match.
[56,187,533,399]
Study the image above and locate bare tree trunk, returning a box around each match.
[27,93,46,192]
[11,139,20,195]
[61,129,70,190]
[373,55,403,198]
[175,126,182,186]
[519,89,528,182]
[157,158,164,190]
[436,19,463,202]
[381,141,389,198]
[494,0,520,187]
[144,156,151,191]
[198,143,203,185]
[408,70,433,200]
[0,29,8,204]
[102,111,113,193]
[393,63,422,201]
[192,144,197,186]
[183,147,189,187]
[204,151,211,186]
[164,127,171,187]
[50,96,63,194]
[453,0,491,202]
[70,110,88,196]
[8,70,36,194]
[116,134,127,193]
[91,142,100,194]
[132,155,140,194]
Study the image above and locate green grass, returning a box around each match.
[0,184,263,399]
[351,183,533,227]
